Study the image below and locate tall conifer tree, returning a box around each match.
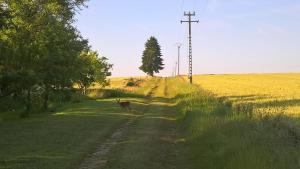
[139,36,164,76]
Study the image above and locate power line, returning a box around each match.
[198,0,209,18]
[181,11,199,84]
[180,0,185,12]
[192,0,197,12]
[177,0,185,47]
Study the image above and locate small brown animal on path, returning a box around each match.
[116,98,132,110]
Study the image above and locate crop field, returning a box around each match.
[106,77,146,89]
[0,75,300,169]
[189,73,300,117]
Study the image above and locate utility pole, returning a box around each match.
[172,62,176,77]
[181,11,199,84]
[175,43,182,76]
[175,62,178,76]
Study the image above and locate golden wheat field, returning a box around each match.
[107,77,146,89]
[187,73,300,116]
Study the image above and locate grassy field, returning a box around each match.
[0,77,175,169]
[0,75,299,169]
[0,100,133,169]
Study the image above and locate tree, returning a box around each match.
[0,0,88,111]
[77,51,112,94]
[0,0,113,113]
[0,0,91,112]
[0,2,10,29]
[139,36,164,76]
[0,0,41,112]
[35,10,87,109]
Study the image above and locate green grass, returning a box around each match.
[103,99,180,169]
[0,77,174,169]
[0,99,135,169]
[0,76,299,169]
[103,77,183,169]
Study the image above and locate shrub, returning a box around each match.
[124,78,142,87]
[71,91,84,103]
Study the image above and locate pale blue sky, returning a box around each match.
[75,0,300,77]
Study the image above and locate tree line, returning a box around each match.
[0,0,112,114]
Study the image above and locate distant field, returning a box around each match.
[85,77,148,99]
[107,77,146,89]
[186,73,300,116]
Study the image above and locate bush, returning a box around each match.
[124,78,142,87]
[126,81,136,87]
[71,91,84,103]
[50,88,76,103]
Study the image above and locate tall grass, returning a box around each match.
[174,77,300,169]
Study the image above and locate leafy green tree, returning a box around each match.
[30,0,89,110]
[139,36,164,76]
[77,51,112,94]
[0,1,13,97]
[37,25,89,110]
[0,0,113,113]
[0,2,10,29]
[0,0,90,111]
[0,0,41,112]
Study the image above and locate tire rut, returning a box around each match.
[146,78,161,97]
[77,116,139,169]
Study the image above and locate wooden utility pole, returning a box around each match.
[181,12,199,84]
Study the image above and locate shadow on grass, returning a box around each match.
[0,95,150,169]
[86,88,148,100]
[176,89,300,169]
[222,94,269,100]
[253,99,300,108]
[220,94,300,109]
[181,116,300,169]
